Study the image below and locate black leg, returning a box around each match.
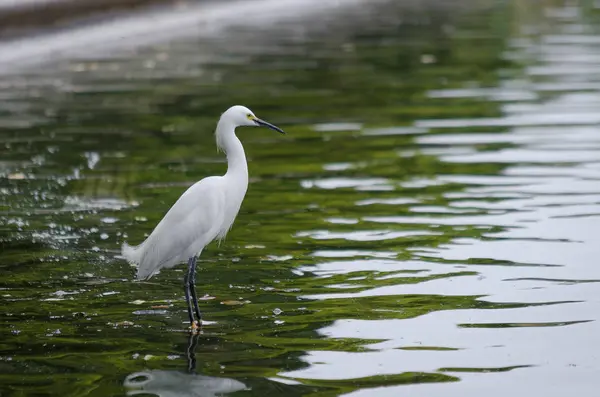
[188,256,202,322]
[184,257,195,327]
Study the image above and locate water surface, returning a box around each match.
[1,1,600,396]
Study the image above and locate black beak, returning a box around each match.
[254,118,285,134]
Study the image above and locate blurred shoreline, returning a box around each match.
[0,0,377,74]
[0,0,183,39]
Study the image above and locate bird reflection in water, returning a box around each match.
[124,334,248,396]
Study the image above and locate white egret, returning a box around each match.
[122,105,284,329]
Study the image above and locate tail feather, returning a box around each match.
[121,241,140,264]
[122,240,171,280]
[122,237,197,280]
[121,241,149,280]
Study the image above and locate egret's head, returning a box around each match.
[223,105,285,133]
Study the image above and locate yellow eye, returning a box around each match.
[246,113,254,120]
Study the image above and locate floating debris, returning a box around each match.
[221,300,245,306]
[45,329,61,336]
[132,310,168,315]
[267,255,293,262]
[7,173,26,180]
[109,321,134,327]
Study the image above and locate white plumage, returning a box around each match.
[121,105,284,328]
[122,176,229,280]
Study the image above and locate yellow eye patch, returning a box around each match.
[246,114,255,120]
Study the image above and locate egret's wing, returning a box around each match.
[132,176,225,279]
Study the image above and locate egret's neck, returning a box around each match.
[216,120,248,182]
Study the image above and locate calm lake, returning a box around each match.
[1,0,600,396]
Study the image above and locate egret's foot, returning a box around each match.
[189,320,201,333]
